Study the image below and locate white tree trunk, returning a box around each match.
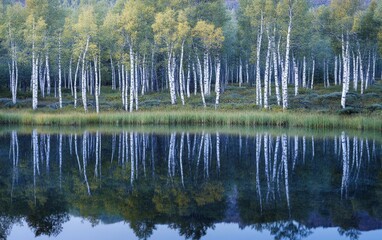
[193,63,197,95]
[372,50,376,85]
[134,54,139,111]
[74,55,80,108]
[129,46,135,112]
[122,64,126,109]
[32,21,38,110]
[359,50,364,95]
[203,51,210,96]
[186,62,191,98]
[311,59,315,89]
[264,27,271,109]
[239,58,242,87]
[58,36,62,109]
[94,56,99,113]
[352,53,356,90]
[179,41,185,105]
[282,8,292,110]
[273,33,281,105]
[256,12,264,106]
[341,35,349,109]
[197,55,206,107]
[335,55,338,86]
[111,54,116,90]
[365,51,370,90]
[45,53,50,96]
[293,56,298,96]
[81,36,90,112]
[167,48,177,105]
[215,56,221,109]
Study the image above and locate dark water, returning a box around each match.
[0,128,382,240]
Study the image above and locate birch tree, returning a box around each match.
[3,4,26,104]
[74,6,97,112]
[153,8,178,105]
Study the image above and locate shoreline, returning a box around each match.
[0,110,380,131]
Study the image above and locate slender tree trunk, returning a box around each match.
[273,33,281,105]
[134,54,139,111]
[341,34,349,109]
[282,7,292,110]
[293,56,298,96]
[365,51,370,90]
[203,51,210,96]
[311,59,315,89]
[302,56,306,88]
[110,54,115,90]
[32,20,38,110]
[197,54,206,107]
[215,56,221,109]
[179,41,185,105]
[256,12,264,106]
[372,49,376,85]
[359,49,364,95]
[239,58,242,87]
[81,37,90,112]
[130,45,135,112]
[73,54,81,108]
[58,35,62,109]
[193,63,197,95]
[186,62,191,98]
[167,47,177,105]
[94,56,99,113]
[264,27,271,109]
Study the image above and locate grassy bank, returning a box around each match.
[0,109,381,131]
[0,81,381,130]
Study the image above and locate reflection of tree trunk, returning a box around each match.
[293,136,298,170]
[366,139,370,163]
[111,133,116,163]
[272,136,280,200]
[311,136,315,159]
[95,131,100,178]
[168,133,176,179]
[142,134,147,176]
[130,132,134,186]
[59,134,62,188]
[197,133,205,169]
[134,133,138,179]
[121,132,125,166]
[341,132,349,198]
[302,136,306,163]
[264,134,270,200]
[281,134,290,212]
[216,132,220,174]
[83,132,91,195]
[74,134,81,174]
[204,133,210,178]
[10,131,19,198]
[32,129,39,204]
[180,132,184,187]
[256,134,262,212]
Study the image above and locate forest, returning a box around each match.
[0,0,381,115]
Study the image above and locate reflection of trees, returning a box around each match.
[267,221,312,240]
[0,130,381,239]
[25,189,69,237]
[338,228,361,240]
[0,216,19,240]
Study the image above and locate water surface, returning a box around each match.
[1,128,381,240]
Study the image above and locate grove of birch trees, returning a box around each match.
[0,0,381,111]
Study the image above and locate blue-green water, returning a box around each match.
[0,129,381,240]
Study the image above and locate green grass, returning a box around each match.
[0,109,381,131]
[0,80,381,130]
